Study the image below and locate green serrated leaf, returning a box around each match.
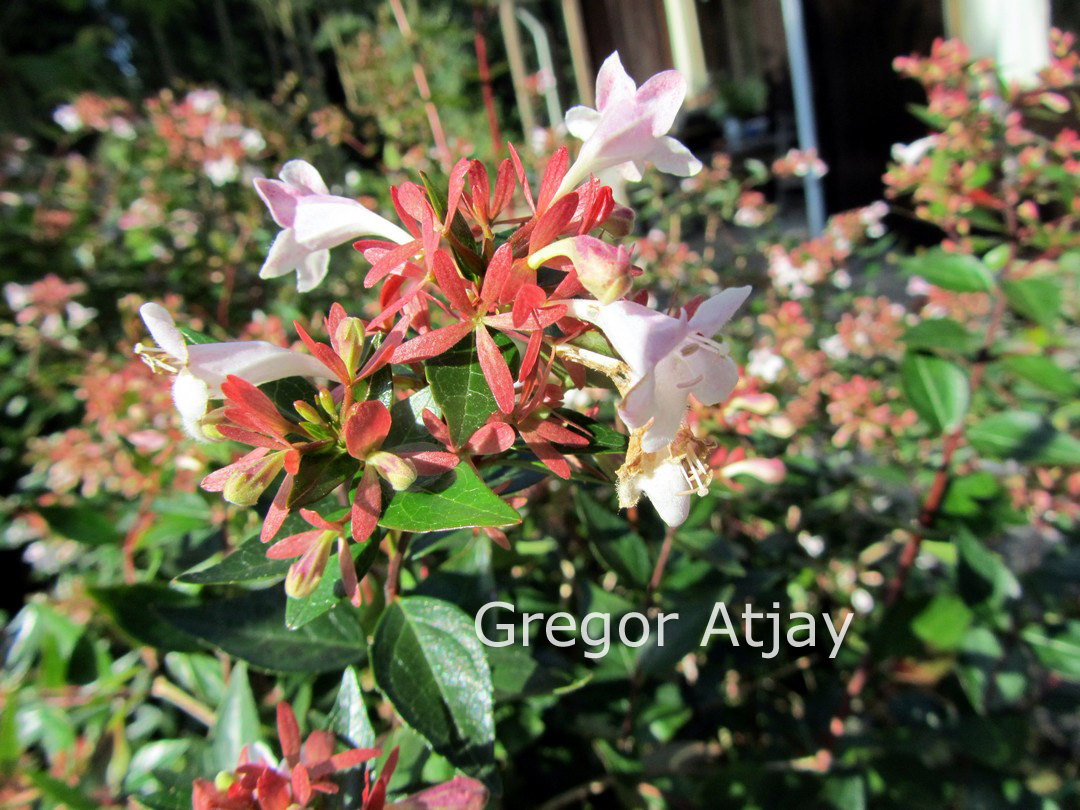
[208,661,261,772]
[900,351,970,434]
[968,411,1080,466]
[380,465,520,531]
[425,333,513,448]
[157,588,367,673]
[902,248,994,293]
[372,596,495,779]
[1002,277,1061,327]
[330,666,377,749]
[1000,355,1078,397]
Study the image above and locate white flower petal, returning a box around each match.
[139,303,188,363]
[685,350,739,407]
[689,285,752,334]
[293,196,413,251]
[564,106,601,140]
[647,136,703,177]
[639,460,691,526]
[279,159,329,195]
[186,342,330,394]
[259,228,309,280]
[172,371,210,440]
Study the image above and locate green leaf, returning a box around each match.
[425,332,516,448]
[555,409,629,454]
[1022,622,1080,681]
[902,249,994,293]
[208,661,261,772]
[941,472,1000,517]
[911,594,973,651]
[26,771,98,810]
[901,318,981,354]
[576,490,651,588]
[488,645,586,701]
[372,596,495,779]
[285,538,378,630]
[260,376,319,423]
[176,536,290,585]
[1000,356,1078,397]
[38,503,122,546]
[288,452,360,510]
[177,326,216,345]
[900,351,970,434]
[385,386,441,448]
[380,465,520,532]
[968,411,1080,466]
[330,666,377,749]
[956,530,1019,607]
[90,584,203,653]
[157,588,367,673]
[1002,277,1061,327]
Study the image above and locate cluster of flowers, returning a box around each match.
[137,53,752,600]
[886,29,1080,249]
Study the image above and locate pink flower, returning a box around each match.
[557,52,702,197]
[255,160,412,292]
[568,286,751,453]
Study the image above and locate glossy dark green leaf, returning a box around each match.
[425,332,516,448]
[330,666,377,749]
[38,503,122,546]
[911,594,973,651]
[177,326,217,345]
[157,587,367,673]
[1022,622,1080,681]
[90,584,203,653]
[379,464,520,531]
[576,490,651,588]
[488,645,586,701]
[967,411,1080,466]
[1002,277,1061,327]
[288,451,360,510]
[956,529,1019,607]
[285,538,377,630]
[1000,355,1078,397]
[260,376,319,423]
[555,409,629,454]
[900,351,969,434]
[901,318,981,354]
[26,771,97,810]
[385,386,442,448]
[208,661,261,771]
[176,536,290,585]
[372,596,495,778]
[902,249,994,293]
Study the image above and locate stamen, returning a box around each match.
[135,343,180,375]
[677,449,712,496]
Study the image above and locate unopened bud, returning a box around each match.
[284,531,335,599]
[294,400,324,425]
[367,451,417,492]
[600,204,635,238]
[317,387,337,420]
[196,407,229,442]
[334,317,367,379]
[529,235,632,305]
[223,452,285,506]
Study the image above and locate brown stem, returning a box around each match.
[473,7,502,158]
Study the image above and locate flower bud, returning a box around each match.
[333,316,367,378]
[196,406,229,442]
[529,235,632,305]
[600,204,635,238]
[284,531,335,599]
[316,387,337,420]
[367,451,417,492]
[223,452,285,507]
[293,400,324,425]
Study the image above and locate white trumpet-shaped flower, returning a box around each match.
[255,160,413,292]
[567,285,752,453]
[616,424,714,527]
[137,303,330,439]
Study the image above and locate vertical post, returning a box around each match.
[516,7,564,131]
[663,0,709,95]
[780,0,825,236]
[499,0,537,143]
[561,0,593,107]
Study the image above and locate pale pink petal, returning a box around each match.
[279,159,329,195]
[646,136,703,177]
[688,286,752,334]
[639,461,691,527]
[139,303,187,362]
[295,248,331,293]
[186,342,330,393]
[260,228,311,280]
[563,106,601,140]
[254,178,301,228]
[293,195,412,251]
[595,52,636,111]
[635,70,687,136]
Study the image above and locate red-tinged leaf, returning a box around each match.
[421,408,453,448]
[338,536,362,608]
[359,311,414,378]
[351,469,381,545]
[299,508,336,530]
[329,748,377,771]
[511,283,547,329]
[465,421,516,454]
[277,703,302,765]
[479,243,513,312]
[200,448,270,492]
[344,401,391,459]
[397,181,431,221]
[364,241,420,288]
[519,329,542,380]
[421,206,439,273]
[581,183,614,234]
[293,322,348,384]
[468,160,491,223]
[520,431,571,479]
[390,320,473,365]
[266,530,320,560]
[445,157,471,230]
[291,764,312,806]
[536,146,569,212]
[325,303,347,343]
[484,303,566,332]
[401,449,460,476]
[529,192,579,254]
[303,730,335,764]
[216,425,286,450]
[432,250,475,316]
[261,474,294,543]
[222,375,292,432]
[507,141,534,210]
[551,267,585,299]
[492,158,516,219]
[533,419,590,446]
[390,186,420,237]
[256,769,291,810]
[476,324,516,414]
